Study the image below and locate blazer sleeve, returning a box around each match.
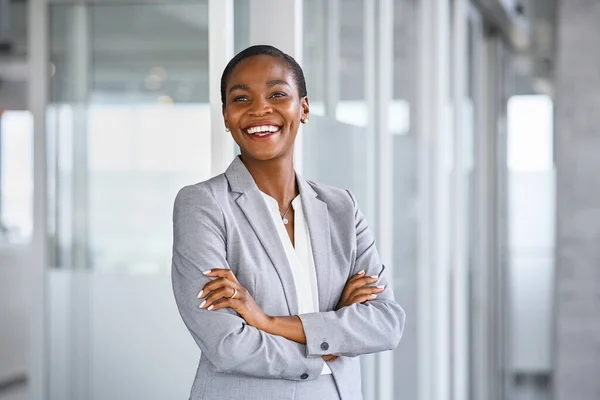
[298,190,406,358]
[172,184,324,381]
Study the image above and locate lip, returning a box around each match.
[245,130,279,140]
[241,120,282,130]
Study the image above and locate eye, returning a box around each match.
[270,92,287,99]
[232,95,248,102]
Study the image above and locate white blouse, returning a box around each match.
[260,192,332,375]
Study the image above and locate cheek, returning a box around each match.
[224,107,244,124]
[281,102,302,121]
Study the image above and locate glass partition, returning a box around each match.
[46,3,210,399]
[0,111,34,244]
[48,2,211,273]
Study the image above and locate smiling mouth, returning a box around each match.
[244,125,282,136]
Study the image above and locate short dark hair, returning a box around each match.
[220,45,307,106]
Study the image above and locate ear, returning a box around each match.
[300,97,310,123]
[222,105,229,131]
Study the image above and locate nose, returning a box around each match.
[248,97,273,117]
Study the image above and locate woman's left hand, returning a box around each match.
[198,269,272,330]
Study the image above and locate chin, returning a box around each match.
[242,147,288,162]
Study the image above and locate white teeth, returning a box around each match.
[246,125,280,134]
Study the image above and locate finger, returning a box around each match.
[202,269,240,284]
[200,286,238,309]
[345,276,380,294]
[347,270,366,283]
[347,285,385,299]
[208,297,242,312]
[200,276,237,297]
[349,293,379,305]
[321,355,336,361]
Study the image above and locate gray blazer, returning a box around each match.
[172,157,405,400]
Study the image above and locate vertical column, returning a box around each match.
[432,0,451,397]
[209,0,235,176]
[323,0,340,117]
[361,3,377,398]
[473,20,495,400]
[363,0,377,226]
[416,0,433,397]
[554,1,600,399]
[67,7,92,399]
[497,41,512,400]
[248,0,303,173]
[374,0,394,398]
[417,0,452,399]
[451,0,469,399]
[69,4,90,271]
[28,0,48,398]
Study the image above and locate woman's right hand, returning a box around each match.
[335,270,385,310]
[322,271,386,363]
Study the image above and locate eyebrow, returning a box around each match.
[266,80,291,88]
[228,84,250,93]
[228,80,291,93]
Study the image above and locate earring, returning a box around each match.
[301,118,307,124]
[225,128,230,132]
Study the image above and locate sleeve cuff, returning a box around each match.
[298,311,337,357]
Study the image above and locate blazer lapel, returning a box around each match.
[298,176,333,312]
[226,157,298,316]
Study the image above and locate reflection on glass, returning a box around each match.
[0,111,34,243]
[48,2,210,273]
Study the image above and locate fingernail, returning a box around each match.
[197,290,203,298]
[202,270,212,275]
[370,275,378,280]
[377,285,385,289]
[358,270,365,275]
[199,300,206,308]
[207,305,214,311]
[371,294,378,299]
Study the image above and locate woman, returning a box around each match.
[172,45,405,400]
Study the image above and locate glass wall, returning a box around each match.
[302,0,373,214]
[45,3,210,399]
[0,111,33,243]
[27,0,516,399]
[507,95,554,400]
[48,2,211,273]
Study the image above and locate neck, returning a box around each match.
[240,153,298,208]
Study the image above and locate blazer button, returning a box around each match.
[300,373,309,380]
[321,342,330,351]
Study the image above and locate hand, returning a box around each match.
[322,354,340,362]
[336,270,385,310]
[198,269,272,330]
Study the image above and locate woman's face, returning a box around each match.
[222,55,309,162]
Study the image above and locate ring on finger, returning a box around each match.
[231,288,238,299]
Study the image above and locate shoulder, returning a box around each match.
[174,174,228,213]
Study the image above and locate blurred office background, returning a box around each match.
[0,0,596,399]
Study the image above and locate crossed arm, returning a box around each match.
[172,185,405,381]
[197,267,384,362]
